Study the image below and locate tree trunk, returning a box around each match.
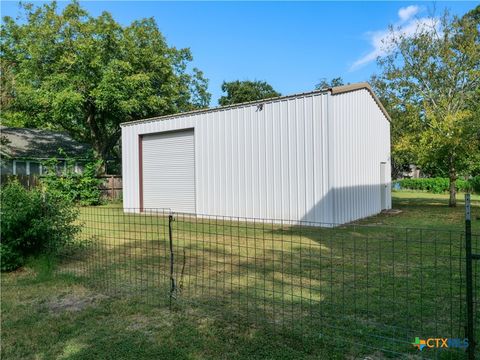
[96,150,107,175]
[448,171,457,207]
[85,103,122,175]
[448,154,457,207]
[86,104,107,175]
[90,140,108,175]
[92,134,121,175]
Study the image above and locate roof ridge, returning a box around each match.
[120,81,390,127]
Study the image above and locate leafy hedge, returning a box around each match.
[41,152,104,206]
[470,176,480,194]
[395,176,480,194]
[0,181,79,271]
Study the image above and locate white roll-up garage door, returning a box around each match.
[141,129,195,213]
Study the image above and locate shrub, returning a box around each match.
[395,177,475,194]
[41,151,103,206]
[0,181,79,272]
[469,176,480,194]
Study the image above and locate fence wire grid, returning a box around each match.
[57,206,480,359]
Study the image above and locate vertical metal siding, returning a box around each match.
[122,93,328,222]
[328,89,392,224]
[121,89,391,225]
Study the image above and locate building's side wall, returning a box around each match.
[328,89,392,224]
[122,93,333,223]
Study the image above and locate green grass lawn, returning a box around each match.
[362,191,480,231]
[2,191,479,360]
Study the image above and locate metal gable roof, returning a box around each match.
[120,82,391,127]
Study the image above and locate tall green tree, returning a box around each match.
[375,8,480,206]
[370,74,423,179]
[0,1,211,169]
[218,80,280,106]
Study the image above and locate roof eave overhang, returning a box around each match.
[120,82,392,127]
[329,82,392,123]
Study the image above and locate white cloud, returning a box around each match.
[398,5,419,22]
[350,6,438,71]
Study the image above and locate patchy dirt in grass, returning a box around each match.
[124,311,175,340]
[125,314,153,331]
[4,266,38,280]
[353,352,387,360]
[45,291,108,314]
[353,351,421,360]
[381,209,403,215]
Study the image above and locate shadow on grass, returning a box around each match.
[46,208,474,359]
[1,270,348,360]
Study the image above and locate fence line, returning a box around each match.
[98,175,122,200]
[0,174,41,189]
[56,206,478,358]
[0,174,122,199]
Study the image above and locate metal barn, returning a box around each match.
[121,82,391,225]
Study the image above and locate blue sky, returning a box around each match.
[1,1,476,105]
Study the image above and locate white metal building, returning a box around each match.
[121,82,391,225]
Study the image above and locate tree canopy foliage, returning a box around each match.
[372,6,480,206]
[0,1,211,168]
[315,77,345,90]
[218,80,280,106]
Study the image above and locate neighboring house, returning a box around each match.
[0,126,91,176]
[121,82,392,225]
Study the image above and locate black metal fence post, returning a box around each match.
[465,193,476,359]
[169,213,176,307]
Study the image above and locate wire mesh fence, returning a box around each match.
[474,233,480,359]
[57,206,479,359]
